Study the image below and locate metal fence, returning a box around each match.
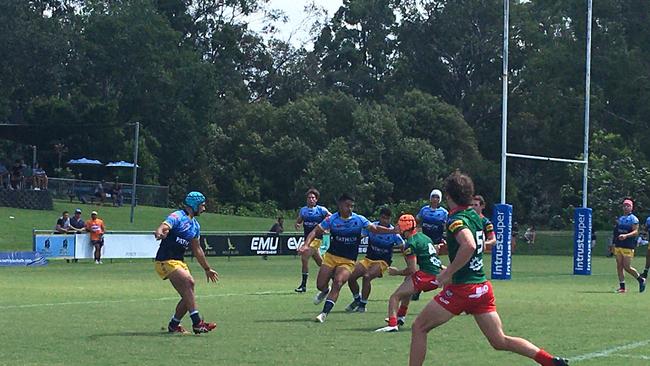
[47,178,169,207]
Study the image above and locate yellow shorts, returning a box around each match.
[309,238,323,250]
[614,247,635,258]
[358,257,389,274]
[155,260,189,280]
[322,253,355,273]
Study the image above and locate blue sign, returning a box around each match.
[0,252,48,266]
[34,235,76,258]
[573,208,592,275]
[491,204,512,280]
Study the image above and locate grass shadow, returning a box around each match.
[577,290,618,294]
[254,317,316,323]
[88,331,202,339]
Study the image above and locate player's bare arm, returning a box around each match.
[300,224,324,253]
[191,238,219,282]
[388,255,417,276]
[154,222,170,240]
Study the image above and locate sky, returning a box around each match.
[248,0,344,48]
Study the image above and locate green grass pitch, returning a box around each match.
[1,255,648,365]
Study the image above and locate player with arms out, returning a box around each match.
[294,188,331,292]
[154,192,219,334]
[472,195,496,250]
[409,171,569,366]
[345,207,404,313]
[299,193,397,323]
[375,214,443,332]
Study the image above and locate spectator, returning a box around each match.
[70,208,85,233]
[85,211,106,264]
[10,159,23,190]
[21,163,33,190]
[112,180,123,207]
[0,162,8,188]
[524,225,536,245]
[33,163,48,190]
[264,217,284,260]
[94,181,106,205]
[55,211,72,233]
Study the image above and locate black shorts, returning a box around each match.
[91,239,104,247]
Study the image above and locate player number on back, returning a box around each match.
[476,231,485,254]
[469,231,485,271]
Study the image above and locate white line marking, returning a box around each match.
[611,354,650,360]
[570,339,650,362]
[0,290,290,310]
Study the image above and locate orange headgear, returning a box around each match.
[398,214,417,236]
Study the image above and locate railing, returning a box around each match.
[47,178,169,207]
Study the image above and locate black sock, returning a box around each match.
[620,282,626,290]
[169,316,181,328]
[301,273,308,287]
[638,277,645,284]
[190,310,201,326]
[322,300,335,314]
[359,299,367,308]
[644,269,649,276]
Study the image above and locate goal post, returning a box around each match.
[494,0,594,279]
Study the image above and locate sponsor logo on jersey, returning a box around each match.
[448,220,464,233]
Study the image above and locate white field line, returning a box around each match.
[570,339,650,362]
[611,354,650,360]
[0,290,289,310]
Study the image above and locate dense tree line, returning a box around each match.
[1,0,649,228]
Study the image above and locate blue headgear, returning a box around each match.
[184,191,206,213]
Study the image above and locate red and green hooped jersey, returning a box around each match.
[403,232,442,275]
[447,207,487,284]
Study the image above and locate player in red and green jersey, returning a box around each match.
[375,214,444,333]
[409,171,569,366]
[472,194,496,249]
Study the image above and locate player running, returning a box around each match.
[412,189,448,301]
[299,193,398,323]
[471,195,496,250]
[612,198,645,293]
[375,214,443,332]
[153,192,219,335]
[345,207,404,313]
[409,171,569,366]
[294,188,331,293]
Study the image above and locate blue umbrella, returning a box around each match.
[106,161,139,168]
[67,158,103,165]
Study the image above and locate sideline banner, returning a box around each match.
[491,204,513,280]
[573,208,592,275]
[0,252,48,266]
[34,234,75,258]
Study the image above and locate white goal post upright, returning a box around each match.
[493,0,594,280]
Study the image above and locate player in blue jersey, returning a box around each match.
[153,192,219,334]
[412,189,448,300]
[612,198,645,293]
[344,207,404,313]
[301,193,399,323]
[294,188,331,292]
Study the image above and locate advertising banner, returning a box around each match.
[491,204,513,280]
[573,208,592,275]
[34,234,75,258]
[0,252,48,266]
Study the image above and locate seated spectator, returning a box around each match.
[69,208,86,233]
[33,163,48,190]
[22,163,33,190]
[55,211,73,233]
[112,181,123,207]
[94,181,106,205]
[524,225,536,245]
[10,159,23,190]
[0,162,8,189]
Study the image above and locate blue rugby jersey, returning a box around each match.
[320,212,371,260]
[614,213,639,249]
[155,210,200,261]
[417,205,448,244]
[363,222,404,265]
[299,205,329,238]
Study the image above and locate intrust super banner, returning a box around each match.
[491,204,512,280]
[573,208,592,275]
